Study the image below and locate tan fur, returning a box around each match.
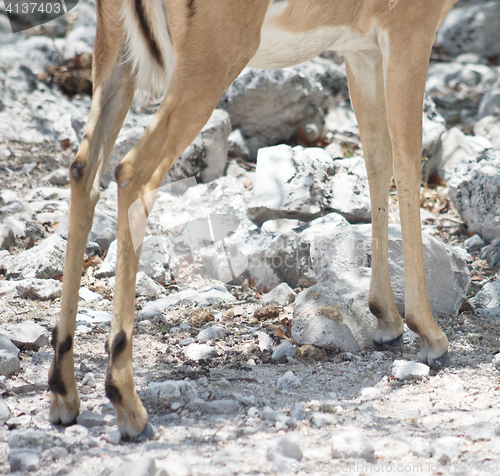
[49,0,458,438]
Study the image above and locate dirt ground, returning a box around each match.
[1,141,500,476]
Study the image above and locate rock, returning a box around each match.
[135,271,164,297]
[102,431,122,445]
[266,435,303,462]
[202,213,346,292]
[179,337,195,346]
[172,109,231,184]
[255,331,274,352]
[449,151,500,242]
[155,460,192,476]
[465,421,495,441]
[139,283,235,319]
[147,381,197,409]
[218,68,327,152]
[182,343,218,361]
[248,145,370,226]
[426,61,496,98]
[475,308,500,319]
[3,233,66,279]
[493,354,500,370]
[0,224,14,250]
[0,322,49,349]
[78,287,102,303]
[331,430,375,460]
[76,410,106,428]
[464,234,486,252]
[477,77,500,120]
[43,168,69,185]
[9,449,40,472]
[103,109,230,188]
[15,278,62,300]
[286,57,348,98]
[0,396,11,425]
[197,326,226,343]
[435,1,500,58]
[311,224,470,317]
[392,360,430,380]
[289,402,306,421]
[469,278,500,309]
[277,371,301,391]
[296,344,326,361]
[271,341,297,361]
[193,399,240,415]
[8,428,63,451]
[262,283,296,306]
[292,276,376,352]
[410,438,432,458]
[228,129,251,161]
[474,115,500,150]
[76,310,112,326]
[188,310,214,326]
[254,304,279,321]
[96,236,176,283]
[109,457,158,476]
[431,436,461,463]
[426,127,490,182]
[481,239,500,269]
[0,334,20,376]
[422,95,447,159]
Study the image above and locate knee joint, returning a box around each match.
[114,162,132,187]
[70,161,85,182]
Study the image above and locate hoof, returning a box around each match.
[428,351,451,370]
[373,334,404,350]
[122,422,156,443]
[48,392,80,426]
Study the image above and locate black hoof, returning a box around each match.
[373,334,404,350]
[428,351,451,370]
[123,422,156,443]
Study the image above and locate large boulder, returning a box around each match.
[102,109,231,188]
[311,224,470,317]
[218,68,327,153]
[477,77,500,120]
[1,233,66,280]
[292,271,376,352]
[435,1,500,58]
[449,150,500,242]
[474,115,500,150]
[200,213,348,289]
[425,127,492,182]
[247,145,371,226]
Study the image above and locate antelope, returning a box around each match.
[49,0,458,439]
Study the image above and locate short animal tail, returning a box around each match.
[121,0,175,102]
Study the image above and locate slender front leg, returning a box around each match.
[345,50,404,347]
[48,17,135,423]
[383,29,449,367]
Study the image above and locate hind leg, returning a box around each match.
[345,49,404,348]
[383,29,449,367]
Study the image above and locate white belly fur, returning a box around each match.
[248,3,379,69]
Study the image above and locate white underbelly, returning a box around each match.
[248,3,379,69]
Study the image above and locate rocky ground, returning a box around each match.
[1,0,500,475]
